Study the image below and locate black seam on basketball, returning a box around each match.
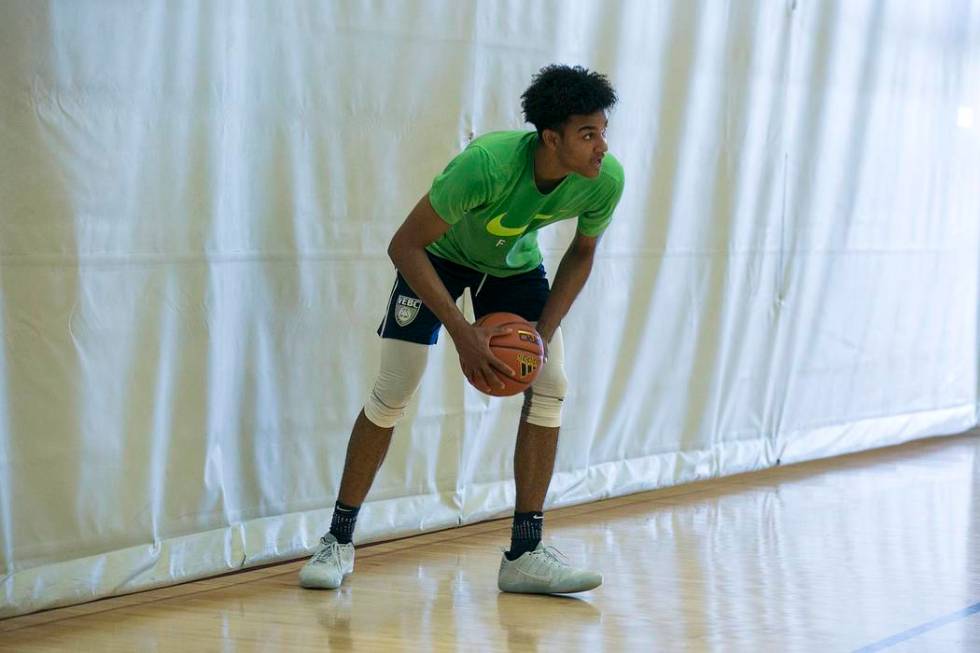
[489,345,545,356]
[490,336,543,351]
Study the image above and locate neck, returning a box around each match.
[533,141,568,193]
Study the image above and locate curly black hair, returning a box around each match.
[521,64,617,136]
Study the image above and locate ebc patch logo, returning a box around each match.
[394,295,423,327]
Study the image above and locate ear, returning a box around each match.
[541,128,560,150]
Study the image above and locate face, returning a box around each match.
[545,110,609,178]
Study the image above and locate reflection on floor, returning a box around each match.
[2,432,978,652]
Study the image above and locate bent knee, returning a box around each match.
[523,358,567,428]
[363,339,428,428]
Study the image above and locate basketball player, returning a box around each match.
[300,65,625,594]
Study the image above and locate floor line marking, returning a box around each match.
[852,601,980,652]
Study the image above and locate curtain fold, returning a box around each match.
[1,0,978,617]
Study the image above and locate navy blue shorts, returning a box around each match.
[378,252,550,345]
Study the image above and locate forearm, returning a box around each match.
[388,243,470,338]
[386,194,512,389]
[535,248,595,343]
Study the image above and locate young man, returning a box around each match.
[300,64,624,594]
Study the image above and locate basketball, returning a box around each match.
[468,312,545,397]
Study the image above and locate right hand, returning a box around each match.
[453,323,516,391]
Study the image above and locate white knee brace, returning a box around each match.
[364,330,566,429]
[363,339,429,428]
[523,327,567,428]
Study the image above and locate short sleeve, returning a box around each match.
[428,146,497,225]
[577,158,625,237]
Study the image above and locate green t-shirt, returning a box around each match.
[426,131,625,277]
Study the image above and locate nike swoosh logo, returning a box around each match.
[516,568,555,583]
[486,213,527,237]
[486,213,557,238]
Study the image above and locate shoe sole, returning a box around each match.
[498,578,602,594]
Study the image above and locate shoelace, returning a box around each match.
[313,540,341,565]
[529,545,569,568]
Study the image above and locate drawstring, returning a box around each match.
[474,273,489,297]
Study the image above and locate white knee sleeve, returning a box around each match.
[523,327,567,428]
[363,339,429,428]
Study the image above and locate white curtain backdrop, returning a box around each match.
[1,0,978,617]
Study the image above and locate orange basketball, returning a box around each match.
[468,312,545,397]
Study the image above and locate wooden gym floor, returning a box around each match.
[2,430,978,652]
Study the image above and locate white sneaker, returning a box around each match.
[299,533,355,589]
[497,543,602,594]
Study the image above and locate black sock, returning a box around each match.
[506,511,543,560]
[328,501,360,544]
